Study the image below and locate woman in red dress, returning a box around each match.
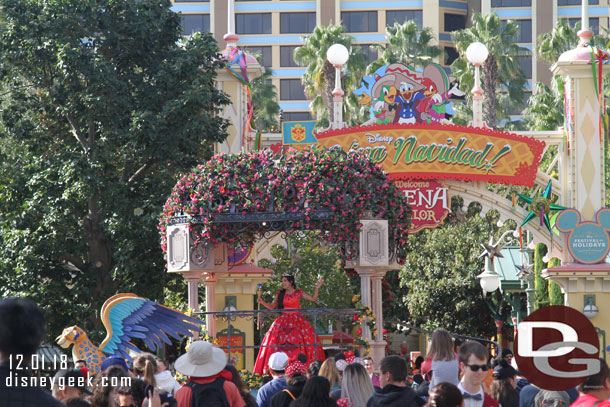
[254,275,326,374]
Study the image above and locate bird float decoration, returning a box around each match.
[56,293,202,374]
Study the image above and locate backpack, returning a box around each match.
[186,378,230,407]
[534,390,570,407]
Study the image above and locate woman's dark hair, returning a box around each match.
[290,376,337,407]
[277,275,296,309]
[425,383,464,407]
[90,366,130,407]
[225,364,258,407]
[308,360,322,377]
[287,373,307,387]
[578,358,610,393]
[489,366,519,407]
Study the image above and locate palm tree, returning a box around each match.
[251,61,280,133]
[526,20,610,131]
[368,20,442,74]
[294,24,367,128]
[452,13,529,128]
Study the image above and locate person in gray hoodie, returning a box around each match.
[367,356,424,407]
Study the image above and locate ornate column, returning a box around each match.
[350,216,391,366]
[544,13,610,341]
[355,267,373,339]
[166,221,228,339]
[204,273,218,338]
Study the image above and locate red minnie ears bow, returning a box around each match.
[344,351,355,364]
[286,361,307,376]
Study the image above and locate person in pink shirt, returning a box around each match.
[571,358,610,407]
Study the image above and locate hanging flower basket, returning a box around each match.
[159,148,411,263]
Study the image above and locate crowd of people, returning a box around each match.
[2,297,610,407]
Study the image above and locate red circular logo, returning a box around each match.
[515,305,600,390]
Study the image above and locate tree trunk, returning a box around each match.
[86,193,116,300]
[482,55,498,129]
[324,60,336,122]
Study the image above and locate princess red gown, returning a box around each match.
[254,289,326,374]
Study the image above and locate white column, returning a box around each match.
[355,268,373,341]
[370,270,388,366]
[204,274,218,338]
[182,271,204,339]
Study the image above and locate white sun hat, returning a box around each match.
[175,341,227,377]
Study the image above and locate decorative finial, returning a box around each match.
[578,0,593,47]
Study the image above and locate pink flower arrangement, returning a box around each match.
[158,148,411,263]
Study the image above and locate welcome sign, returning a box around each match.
[314,123,545,186]
[395,179,450,233]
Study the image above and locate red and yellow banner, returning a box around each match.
[313,123,545,186]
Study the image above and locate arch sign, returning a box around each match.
[284,63,545,187]
[315,123,543,186]
[282,62,546,231]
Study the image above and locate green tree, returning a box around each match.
[367,20,443,74]
[400,200,497,337]
[452,13,529,128]
[534,244,550,309]
[0,0,229,340]
[257,232,356,333]
[294,24,367,128]
[548,257,564,305]
[526,20,610,131]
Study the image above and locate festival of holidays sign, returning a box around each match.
[314,123,545,187]
[555,208,610,264]
[395,179,450,233]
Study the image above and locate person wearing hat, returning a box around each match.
[489,359,519,407]
[270,354,308,407]
[173,341,245,407]
[99,356,130,373]
[256,351,289,407]
[51,369,93,403]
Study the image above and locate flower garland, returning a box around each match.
[351,294,376,351]
[159,148,411,263]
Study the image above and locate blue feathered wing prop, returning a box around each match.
[99,293,202,361]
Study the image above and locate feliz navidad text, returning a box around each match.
[346,134,512,173]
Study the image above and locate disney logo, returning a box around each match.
[366,133,394,144]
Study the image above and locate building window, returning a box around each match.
[280,12,316,34]
[444,13,466,32]
[558,0,598,5]
[245,46,272,68]
[502,19,532,43]
[280,46,300,67]
[235,13,272,35]
[518,55,532,79]
[491,0,532,6]
[386,10,423,29]
[566,17,600,35]
[342,11,378,32]
[359,44,379,65]
[284,111,313,121]
[180,14,210,35]
[444,47,459,66]
[280,79,307,100]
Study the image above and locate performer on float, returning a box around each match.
[254,275,326,374]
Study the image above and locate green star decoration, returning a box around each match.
[517,181,566,234]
